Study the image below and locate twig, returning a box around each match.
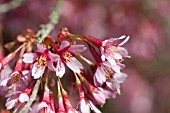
[0,0,26,14]
[36,0,62,44]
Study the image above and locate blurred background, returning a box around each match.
[0,0,170,113]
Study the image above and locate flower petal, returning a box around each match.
[80,99,90,113]
[47,61,56,71]
[88,101,102,113]
[94,66,106,86]
[6,97,18,110]
[48,51,60,61]
[23,53,37,63]
[68,45,87,53]
[32,62,45,79]
[59,41,70,50]
[119,36,130,46]
[19,93,29,103]
[37,102,48,112]
[56,60,65,78]
[0,78,9,86]
[37,44,46,53]
[114,72,127,83]
[66,57,83,73]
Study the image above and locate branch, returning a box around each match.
[36,0,62,44]
[0,0,26,14]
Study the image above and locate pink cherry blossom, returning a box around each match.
[5,83,32,110]
[23,44,58,79]
[98,72,127,99]
[94,61,121,87]
[76,79,102,113]
[100,35,130,66]
[53,41,86,78]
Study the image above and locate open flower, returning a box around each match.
[100,35,130,66]
[76,76,101,113]
[23,44,57,79]
[5,81,33,111]
[53,41,86,78]
[94,61,121,87]
[98,72,127,99]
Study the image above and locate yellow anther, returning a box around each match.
[37,56,47,67]
[120,58,124,62]
[63,52,72,61]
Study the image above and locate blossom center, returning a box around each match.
[105,45,120,58]
[11,73,21,84]
[62,52,72,62]
[37,56,47,67]
[103,65,114,78]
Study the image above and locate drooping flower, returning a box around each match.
[37,86,55,113]
[100,35,130,65]
[61,87,79,113]
[5,81,34,111]
[1,56,31,89]
[78,74,106,104]
[23,44,57,79]
[94,61,121,86]
[99,72,127,99]
[0,44,25,71]
[75,74,101,113]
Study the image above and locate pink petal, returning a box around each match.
[94,67,106,86]
[92,89,106,104]
[1,78,9,86]
[117,35,126,40]
[99,87,116,99]
[102,40,108,46]
[19,93,29,103]
[37,102,48,112]
[32,62,45,79]
[104,57,117,67]
[23,53,37,63]
[48,51,60,61]
[88,101,101,113]
[56,60,65,78]
[60,41,70,50]
[36,44,46,53]
[119,36,130,46]
[68,45,87,53]
[66,57,83,73]
[114,72,127,83]
[106,81,120,94]
[6,97,18,109]
[22,70,30,75]
[47,61,56,71]
[80,99,90,113]
[113,53,122,59]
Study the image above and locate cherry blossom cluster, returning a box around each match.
[0,28,130,113]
